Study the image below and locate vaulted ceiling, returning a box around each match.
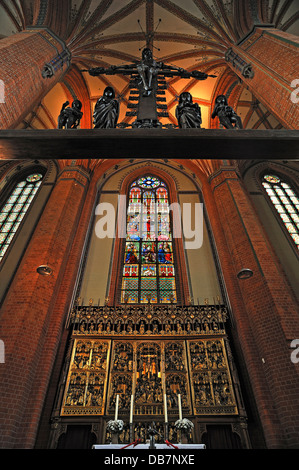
[0,0,297,134]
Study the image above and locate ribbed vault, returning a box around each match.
[0,0,298,175]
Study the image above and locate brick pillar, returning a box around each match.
[205,167,299,448]
[0,165,89,448]
[225,27,299,129]
[0,28,70,129]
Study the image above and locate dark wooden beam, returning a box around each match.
[0,129,298,160]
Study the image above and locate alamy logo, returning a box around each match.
[95,196,204,249]
[0,79,4,103]
[290,339,299,364]
[0,340,4,364]
[291,79,299,104]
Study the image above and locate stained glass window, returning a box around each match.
[0,173,43,262]
[121,176,177,304]
[262,174,299,249]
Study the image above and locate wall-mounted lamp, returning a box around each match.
[237,268,253,280]
[37,265,53,276]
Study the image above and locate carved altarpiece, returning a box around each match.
[51,304,250,448]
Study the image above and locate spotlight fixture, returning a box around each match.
[237,268,253,280]
[37,265,53,276]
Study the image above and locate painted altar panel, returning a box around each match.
[61,339,111,416]
[187,339,238,415]
[60,336,237,417]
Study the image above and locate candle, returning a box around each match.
[164,394,168,423]
[115,394,119,421]
[178,394,182,420]
[130,395,134,424]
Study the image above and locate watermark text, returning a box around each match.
[291,79,299,104]
[290,339,299,364]
[0,340,5,364]
[95,197,203,249]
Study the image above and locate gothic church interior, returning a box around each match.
[0,0,298,450]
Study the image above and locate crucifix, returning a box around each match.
[82,48,216,128]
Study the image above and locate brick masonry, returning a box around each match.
[0,29,69,129]
[227,27,299,129]
[205,167,299,448]
[0,166,89,448]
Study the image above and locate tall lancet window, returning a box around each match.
[262,174,299,249]
[0,173,43,262]
[121,176,177,304]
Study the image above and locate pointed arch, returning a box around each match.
[108,166,191,305]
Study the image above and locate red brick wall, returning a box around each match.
[0,29,69,129]
[0,166,89,448]
[227,28,299,129]
[204,167,299,448]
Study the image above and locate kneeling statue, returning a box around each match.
[58,100,83,129]
[212,95,243,129]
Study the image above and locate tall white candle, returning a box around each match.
[115,394,119,421]
[164,394,168,423]
[130,395,134,423]
[178,394,182,420]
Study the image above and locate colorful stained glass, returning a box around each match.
[141,265,156,276]
[159,265,175,277]
[124,242,139,263]
[140,291,158,303]
[121,291,139,304]
[122,278,139,290]
[0,173,44,262]
[138,176,160,189]
[264,175,280,183]
[140,277,157,290]
[121,176,177,303]
[123,265,138,277]
[26,174,42,183]
[262,174,299,249]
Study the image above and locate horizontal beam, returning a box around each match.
[0,129,298,160]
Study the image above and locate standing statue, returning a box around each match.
[82,48,216,128]
[212,95,243,129]
[175,92,202,129]
[58,99,83,129]
[93,86,119,128]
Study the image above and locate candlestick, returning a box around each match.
[130,395,134,424]
[178,394,182,420]
[164,394,168,423]
[115,394,119,421]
